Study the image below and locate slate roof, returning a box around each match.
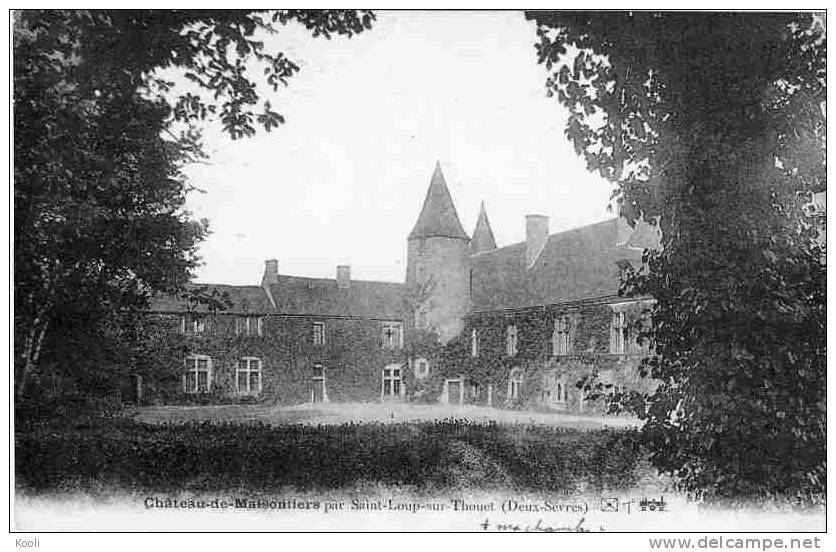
[408,162,469,241]
[148,278,406,320]
[266,276,405,319]
[470,201,498,254]
[148,284,274,314]
[469,218,660,312]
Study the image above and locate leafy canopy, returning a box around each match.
[528,11,826,501]
[13,10,374,402]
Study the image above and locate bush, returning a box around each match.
[16,417,644,494]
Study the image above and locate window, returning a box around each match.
[236,316,262,336]
[540,376,569,406]
[181,315,205,335]
[509,379,521,399]
[413,358,430,379]
[183,355,212,393]
[552,315,571,356]
[236,357,262,395]
[470,328,479,358]
[312,321,325,345]
[508,367,523,401]
[556,378,569,403]
[468,268,473,299]
[506,324,518,357]
[381,322,404,349]
[610,311,627,354]
[382,365,404,397]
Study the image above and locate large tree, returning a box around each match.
[14,10,374,401]
[527,12,825,501]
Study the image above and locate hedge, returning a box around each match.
[16,417,645,494]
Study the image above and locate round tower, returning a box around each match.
[406,162,471,343]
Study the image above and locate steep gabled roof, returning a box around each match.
[469,218,660,311]
[470,201,498,254]
[408,162,469,241]
[267,276,405,319]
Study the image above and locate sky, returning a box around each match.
[183,11,616,285]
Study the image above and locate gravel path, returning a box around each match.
[130,402,641,429]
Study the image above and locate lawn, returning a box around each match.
[128,401,642,429]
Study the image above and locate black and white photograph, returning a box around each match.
[10,7,827,538]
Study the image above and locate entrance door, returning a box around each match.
[311,363,327,402]
[448,380,462,404]
[312,378,325,402]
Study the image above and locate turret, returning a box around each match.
[470,201,497,255]
[406,162,471,343]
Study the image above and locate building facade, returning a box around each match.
[145,162,659,411]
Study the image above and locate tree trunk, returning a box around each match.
[16,318,49,400]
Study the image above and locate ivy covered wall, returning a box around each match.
[411,298,655,412]
[141,313,406,405]
[140,297,653,412]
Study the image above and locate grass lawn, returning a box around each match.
[128,401,642,429]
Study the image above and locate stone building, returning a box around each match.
[146,162,659,410]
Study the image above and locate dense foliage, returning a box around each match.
[527,12,826,501]
[14,10,374,405]
[16,417,643,494]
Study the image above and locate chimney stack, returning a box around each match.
[525,214,549,267]
[336,265,351,289]
[262,259,279,286]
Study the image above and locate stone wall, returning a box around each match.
[406,236,471,344]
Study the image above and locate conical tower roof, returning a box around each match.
[470,201,498,254]
[408,162,469,241]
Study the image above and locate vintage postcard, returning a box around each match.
[11,8,827,539]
